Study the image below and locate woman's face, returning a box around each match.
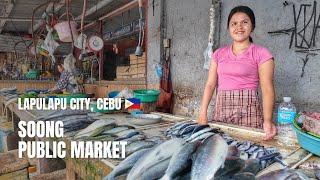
[228,12,253,43]
[57,65,64,73]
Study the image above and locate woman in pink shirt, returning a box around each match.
[198,6,277,140]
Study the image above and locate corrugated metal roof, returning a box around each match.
[1,0,134,34]
[0,0,139,52]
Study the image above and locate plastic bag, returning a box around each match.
[203,42,213,70]
[155,64,163,78]
[74,33,87,49]
[116,87,134,99]
[63,54,76,72]
[43,25,59,64]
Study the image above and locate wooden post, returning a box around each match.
[66,159,76,180]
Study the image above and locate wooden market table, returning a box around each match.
[0,95,319,180]
[0,96,176,179]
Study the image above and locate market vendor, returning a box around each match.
[50,54,84,94]
[197,6,277,140]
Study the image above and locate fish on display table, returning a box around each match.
[127,138,186,180]
[191,134,229,180]
[103,148,152,180]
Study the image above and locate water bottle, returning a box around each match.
[277,97,297,146]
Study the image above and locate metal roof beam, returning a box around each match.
[28,0,65,34]
[74,0,114,21]
[0,17,42,22]
[81,0,139,30]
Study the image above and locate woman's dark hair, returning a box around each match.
[227,6,255,42]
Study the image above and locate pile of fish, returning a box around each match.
[74,119,164,156]
[35,109,94,133]
[103,121,295,180]
[165,121,282,169]
[222,134,282,169]
[164,121,222,141]
[0,87,19,103]
[104,134,272,180]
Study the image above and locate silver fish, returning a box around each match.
[138,158,171,180]
[191,125,210,134]
[103,148,152,180]
[125,134,146,145]
[161,141,198,180]
[250,149,264,159]
[127,138,186,180]
[178,124,198,136]
[169,123,197,134]
[185,127,213,142]
[147,136,165,144]
[190,132,215,142]
[165,122,186,134]
[102,126,130,135]
[74,119,115,139]
[125,141,155,156]
[115,129,139,137]
[237,141,252,151]
[229,140,239,146]
[115,131,140,141]
[191,134,228,180]
[246,145,260,155]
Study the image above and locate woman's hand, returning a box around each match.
[197,114,208,125]
[263,121,277,140]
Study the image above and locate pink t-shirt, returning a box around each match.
[212,43,273,91]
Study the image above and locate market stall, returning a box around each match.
[0,92,319,179]
[0,0,320,180]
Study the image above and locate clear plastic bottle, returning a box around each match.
[277,97,297,146]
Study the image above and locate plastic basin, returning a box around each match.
[293,118,320,156]
[26,70,39,79]
[133,89,160,103]
[108,91,120,98]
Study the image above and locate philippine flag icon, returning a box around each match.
[125,98,141,109]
